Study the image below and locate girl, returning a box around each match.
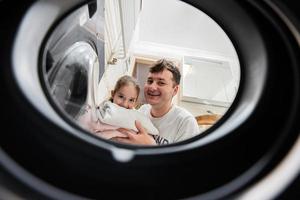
[109,75,140,109]
[77,75,158,140]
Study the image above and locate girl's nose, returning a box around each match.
[120,100,129,109]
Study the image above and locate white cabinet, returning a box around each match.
[182,56,238,107]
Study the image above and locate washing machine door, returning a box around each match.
[47,41,98,119]
[1,0,300,200]
[44,1,104,119]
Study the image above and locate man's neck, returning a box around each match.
[150,103,173,118]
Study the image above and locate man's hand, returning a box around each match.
[112,121,157,145]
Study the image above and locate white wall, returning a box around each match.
[138,0,237,58]
[131,0,240,90]
[129,0,240,115]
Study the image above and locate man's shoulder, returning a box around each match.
[173,105,194,118]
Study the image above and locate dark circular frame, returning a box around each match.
[0,0,300,199]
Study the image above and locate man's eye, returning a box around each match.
[158,82,166,86]
[147,80,153,84]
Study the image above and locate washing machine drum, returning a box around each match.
[0,0,300,200]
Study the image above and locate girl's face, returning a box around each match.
[112,84,138,109]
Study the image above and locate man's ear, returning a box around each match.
[173,85,179,96]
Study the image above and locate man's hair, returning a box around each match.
[149,59,181,85]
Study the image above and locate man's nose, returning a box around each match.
[148,82,158,90]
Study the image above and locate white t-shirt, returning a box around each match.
[139,104,201,144]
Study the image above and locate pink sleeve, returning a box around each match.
[77,108,137,139]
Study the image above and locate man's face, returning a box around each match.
[144,69,179,108]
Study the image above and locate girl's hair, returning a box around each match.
[109,75,140,101]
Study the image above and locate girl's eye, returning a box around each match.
[129,99,136,103]
[118,95,124,99]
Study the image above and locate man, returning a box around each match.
[115,59,200,145]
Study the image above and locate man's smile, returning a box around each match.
[147,91,160,97]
